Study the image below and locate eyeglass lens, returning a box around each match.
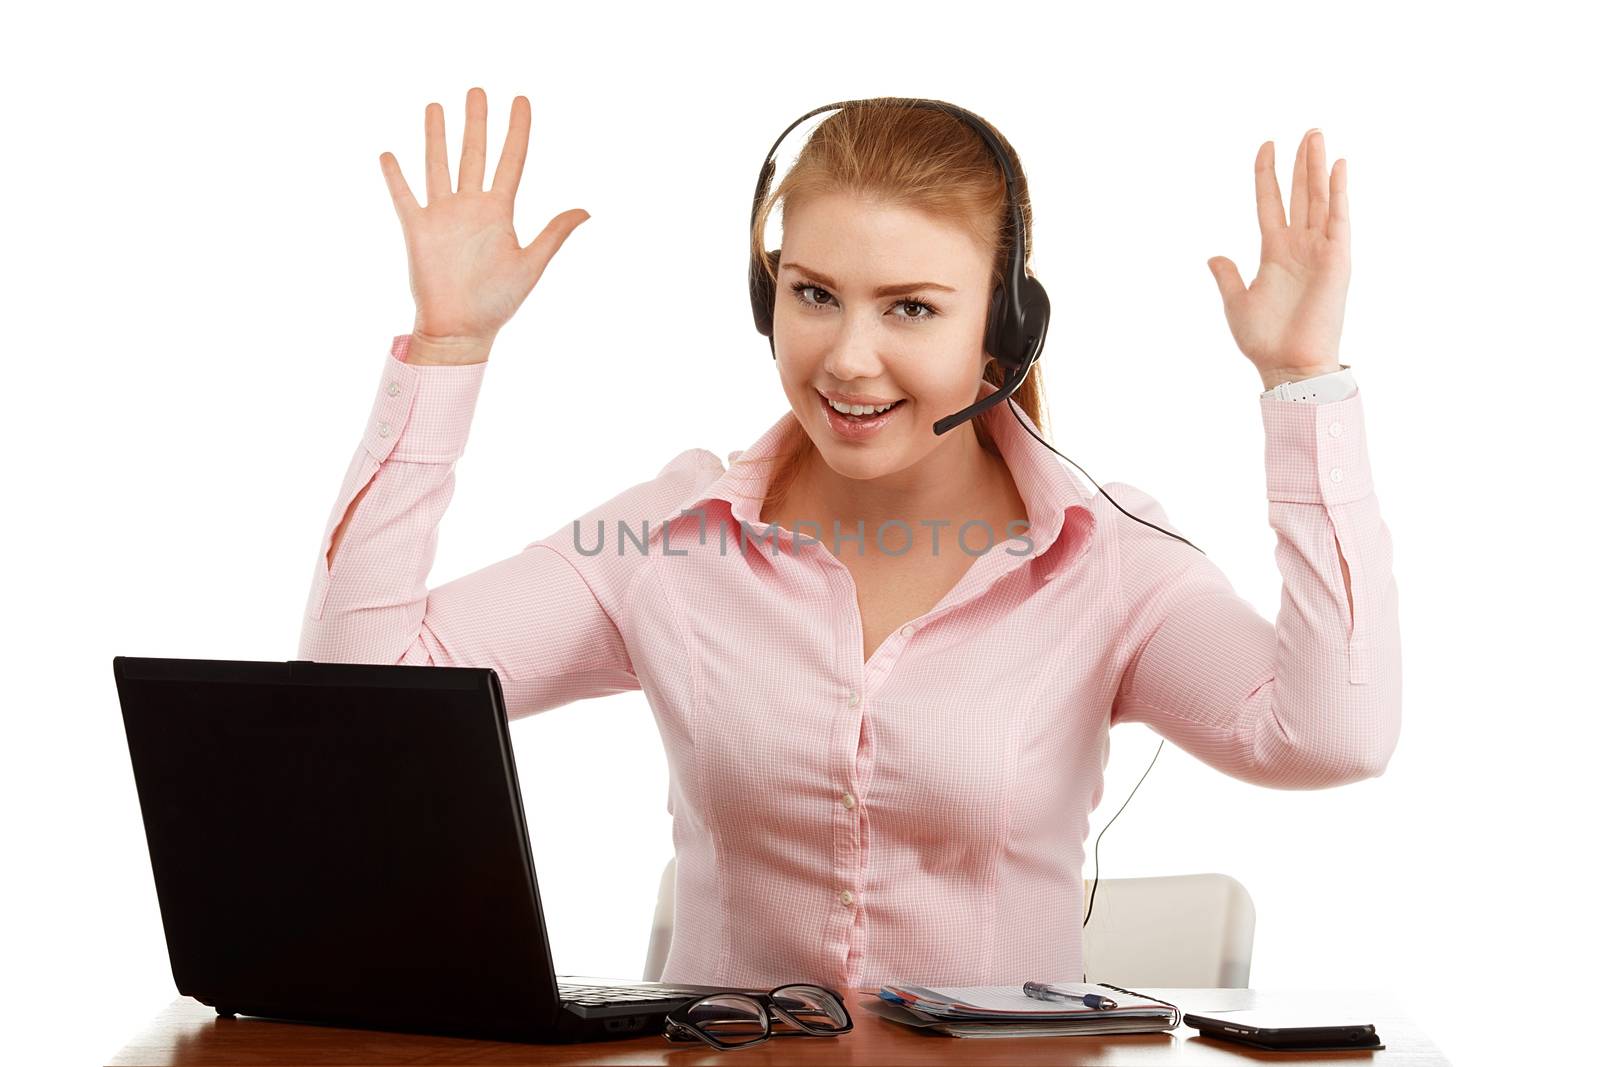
[769,984,851,1032]
[684,995,765,1045]
[683,985,849,1047]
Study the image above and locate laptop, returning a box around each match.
[112,655,765,1044]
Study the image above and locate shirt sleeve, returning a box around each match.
[295,334,644,720]
[1107,384,1401,789]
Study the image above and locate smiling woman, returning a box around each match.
[742,101,1053,518]
[298,89,1399,1000]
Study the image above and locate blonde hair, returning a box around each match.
[746,98,1053,517]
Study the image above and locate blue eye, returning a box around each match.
[789,280,941,323]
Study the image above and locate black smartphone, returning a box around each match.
[1183,1009,1384,1051]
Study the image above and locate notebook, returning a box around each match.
[874,982,1181,1038]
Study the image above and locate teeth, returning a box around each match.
[827,397,897,416]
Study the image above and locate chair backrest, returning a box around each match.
[1082,872,1255,987]
[643,858,1254,988]
[642,855,677,982]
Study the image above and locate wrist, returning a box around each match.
[405,330,494,366]
[1259,364,1341,391]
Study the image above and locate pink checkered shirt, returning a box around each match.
[299,334,1400,990]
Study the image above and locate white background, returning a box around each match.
[4,2,1593,1063]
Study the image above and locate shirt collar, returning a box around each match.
[651,377,1098,580]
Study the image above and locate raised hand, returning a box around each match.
[1207,129,1351,390]
[378,88,590,362]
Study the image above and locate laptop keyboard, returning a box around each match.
[558,981,700,1006]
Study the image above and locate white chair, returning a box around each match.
[643,857,1255,987]
[643,856,676,983]
[1081,871,1256,987]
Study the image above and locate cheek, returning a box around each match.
[773,356,824,415]
[900,361,983,404]
[773,347,817,389]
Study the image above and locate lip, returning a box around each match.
[817,390,905,441]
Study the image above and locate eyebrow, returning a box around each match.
[781,262,957,297]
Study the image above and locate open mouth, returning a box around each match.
[816,391,907,439]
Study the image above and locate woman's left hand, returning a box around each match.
[1207,128,1351,391]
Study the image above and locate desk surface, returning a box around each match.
[108,987,1448,1065]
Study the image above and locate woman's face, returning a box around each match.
[772,193,996,482]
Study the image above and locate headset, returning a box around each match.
[749,98,1208,954]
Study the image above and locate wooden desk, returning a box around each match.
[106,991,1446,1062]
[108,987,1448,1065]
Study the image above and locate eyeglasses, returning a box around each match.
[662,983,854,1050]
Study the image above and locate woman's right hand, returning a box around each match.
[379,88,590,362]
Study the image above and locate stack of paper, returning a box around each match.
[874,982,1182,1039]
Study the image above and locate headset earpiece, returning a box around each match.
[983,283,1007,365]
[751,248,780,343]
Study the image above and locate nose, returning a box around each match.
[820,315,889,385]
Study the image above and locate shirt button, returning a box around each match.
[1329,467,1344,483]
[839,890,854,906]
[1328,420,1343,438]
[387,381,401,397]
[847,691,860,708]
[900,624,915,637]
[377,421,390,438]
[841,792,856,809]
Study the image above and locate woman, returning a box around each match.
[300,90,1398,990]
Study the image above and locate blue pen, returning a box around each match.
[1023,981,1119,1010]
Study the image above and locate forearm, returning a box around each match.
[1260,363,1356,615]
[299,334,489,663]
[1111,382,1401,789]
[1254,386,1401,780]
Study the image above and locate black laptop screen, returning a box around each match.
[114,658,561,1032]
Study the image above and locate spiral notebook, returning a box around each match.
[872,981,1182,1038]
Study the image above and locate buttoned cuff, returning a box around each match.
[1260,386,1372,505]
[362,333,488,464]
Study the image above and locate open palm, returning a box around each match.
[1207,129,1351,384]
[379,88,590,347]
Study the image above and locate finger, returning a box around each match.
[459,87,488,193]
[1289,129,1310,229]
[378,151,420,220]
[1207,255,1247,304]
[1254,140,1285,233]
[518,209,591,292]
[424,102,450,205]
[1306,130,1328,233]
[492,95,531,200]
[1327,157,1350,248]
